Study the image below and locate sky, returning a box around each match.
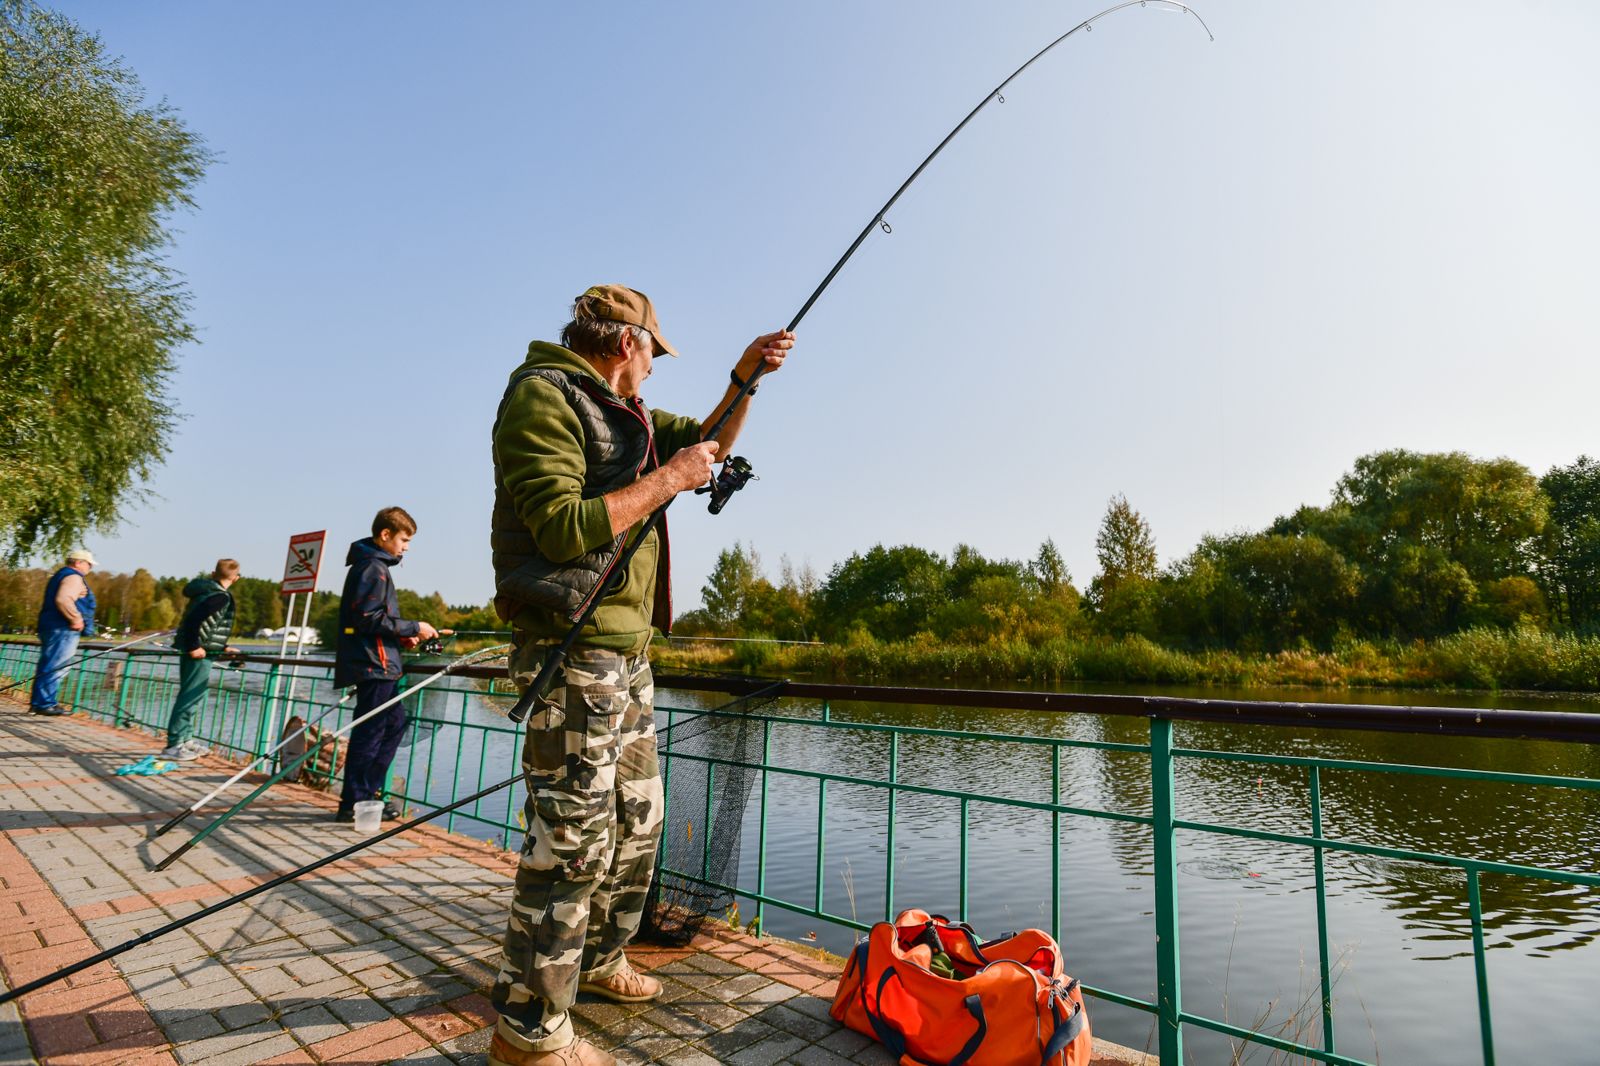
[41,0,1600,611]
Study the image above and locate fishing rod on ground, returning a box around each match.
[506,0,1212,726]
[148,643,509,871]
[149,687,358,839]
[0,629,174,697]
[0,679,792,1007]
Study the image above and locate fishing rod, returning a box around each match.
[150,643,509,870]
[0,679,791,1006]
[0,629,173,697]
[507,0,1212,725]
[148,687,357,839]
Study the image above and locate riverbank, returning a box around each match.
[654,625,1600,691]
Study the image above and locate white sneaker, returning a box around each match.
[174,741,207,761]
[159,745,185,760]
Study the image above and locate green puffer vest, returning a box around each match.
[490,366,656,624]
[179,577,236,655]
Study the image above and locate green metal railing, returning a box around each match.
[4,639,1597,1065]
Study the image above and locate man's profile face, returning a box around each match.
[615,328,656,398]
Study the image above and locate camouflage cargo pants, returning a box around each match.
[491,644,663,1052]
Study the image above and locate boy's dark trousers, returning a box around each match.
[339,679,407,811]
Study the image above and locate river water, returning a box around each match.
[638,681,1600,1065]
[203,662,1600,1063]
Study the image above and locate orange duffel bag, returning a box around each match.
[830,909,1091,1066]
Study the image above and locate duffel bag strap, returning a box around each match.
[951,995,987,1066]
[861,961,989,1066]
[1040,979,1086,1065]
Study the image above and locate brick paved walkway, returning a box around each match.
[0,700,1149,1066]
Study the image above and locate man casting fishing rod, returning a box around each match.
[486,286,792,1066]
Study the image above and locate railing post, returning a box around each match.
[115,658,134,727]
[755,718,772,937]
[885,731,899,922]
[1310,767,1336,1057]
[257,665,281,758]
[1150,716,1183,1065]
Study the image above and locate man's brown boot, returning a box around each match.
[577,961,662,1004]
[488,1032,616,1066]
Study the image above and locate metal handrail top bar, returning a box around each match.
[12,640,1597,744]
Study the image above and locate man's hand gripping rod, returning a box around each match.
[505,364,773,725]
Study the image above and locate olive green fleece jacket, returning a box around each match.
[493,341,701,654]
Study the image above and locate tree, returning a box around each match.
[1093,495,1158,592]
[817,544,948,641]
[1,2,209,559]
[1538,456,1600,630]
[701,543,763,629]
[1029,538,1071,595]
[1090,495,1158,634]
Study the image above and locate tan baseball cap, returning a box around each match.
[573,284,679,357]
[67,549,96,565]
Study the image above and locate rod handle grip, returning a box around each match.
[505,647,565,724]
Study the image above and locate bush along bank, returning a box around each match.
[651,627,1600,692]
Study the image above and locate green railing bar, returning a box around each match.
[657,703,1149,756]
[1310,766,1336,1058]
[1468,868,1495,1065]
[1150,717,1183,1065]
[1178,1011,1375,1066]
[473,702,492,822]
[660,706,675,868]
[115,660,132,726]
[815,777,828,913]
[885,731,898,922]
[447,688,466,834]
[1174,747,1600,791]
[701,761,715,882]
[1077,983,1157,1015]
[1171,818,1600,888]
[1051,742,1062,943]
[958,796,969,923]
[756,718,772,936]
[660,749,1154,827]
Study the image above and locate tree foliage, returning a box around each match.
[1538,456,1600,631]
[1093,494,1158,592]
[1,1,209,559]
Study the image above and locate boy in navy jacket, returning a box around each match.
[333,507,438,822]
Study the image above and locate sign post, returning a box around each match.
[270,531,327,760]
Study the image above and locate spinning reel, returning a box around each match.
[696,455,758,515]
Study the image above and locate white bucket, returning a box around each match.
[353,800,384,832]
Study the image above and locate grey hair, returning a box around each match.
[560,313,650,359]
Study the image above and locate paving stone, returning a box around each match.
[789,1044,858,1066]
[723,1031,810,1065]
[758,1002,837,1042]
[275,1002,347,1044]
[325,993,393,1027]
[695,1016,781,1059]
[172,1019,284,1064]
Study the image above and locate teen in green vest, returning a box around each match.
[160,559,240,761]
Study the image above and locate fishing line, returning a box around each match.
[505,0,1212,725]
